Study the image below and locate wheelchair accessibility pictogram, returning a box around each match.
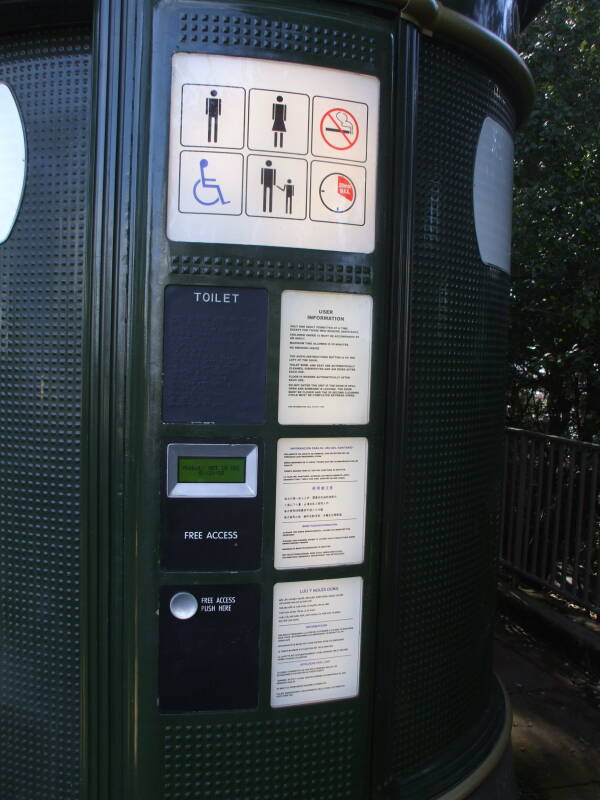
[193,158,231,206]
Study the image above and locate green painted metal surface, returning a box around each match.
[0,24,91,800]
[0,0,536,797]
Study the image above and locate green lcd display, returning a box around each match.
[177,456,246,484]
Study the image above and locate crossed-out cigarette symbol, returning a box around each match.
[320,108,359,150]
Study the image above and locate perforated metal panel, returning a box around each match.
[0,27,90,800]
[175,10,377,65]
[163,710,359,799]
[374,37,514,797]
[169,254,373,285]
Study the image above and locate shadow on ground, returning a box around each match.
[494,610,600,800]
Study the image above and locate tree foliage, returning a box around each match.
[508,0,600,442]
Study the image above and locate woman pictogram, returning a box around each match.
[272,95,287,148]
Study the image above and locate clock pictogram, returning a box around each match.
[318,172,356,213]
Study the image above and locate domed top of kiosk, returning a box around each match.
[383,0,550,123]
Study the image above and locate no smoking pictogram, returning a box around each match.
[320,108,359,151]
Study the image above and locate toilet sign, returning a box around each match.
[167,54,379,254]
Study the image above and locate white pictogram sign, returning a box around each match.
[168,54,379,253]
[248,89,309,155]
[246,155,307,220]
[180,84,246,149]
[312,96,368,162]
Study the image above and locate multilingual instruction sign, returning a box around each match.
[275,438,368,570]
[167,54,380,253]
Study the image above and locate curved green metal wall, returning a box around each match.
[0,1,546,798]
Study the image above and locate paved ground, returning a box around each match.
[494,608,600,799]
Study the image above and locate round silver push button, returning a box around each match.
[169,591,198,620]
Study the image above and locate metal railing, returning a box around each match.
[500,428,600,615]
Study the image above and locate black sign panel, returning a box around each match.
[162,495,262,571]
[163,286,268,423]
[159,584,260,712]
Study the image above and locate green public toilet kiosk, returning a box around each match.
[0,0,546,797]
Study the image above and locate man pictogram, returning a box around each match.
[205,89,222,143]
[261,160,276,212]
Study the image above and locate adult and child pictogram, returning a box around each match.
[260,160,295,214]
[246,155,306,220]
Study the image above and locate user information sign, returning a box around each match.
[167,54,380,254]
[278,290,373,425]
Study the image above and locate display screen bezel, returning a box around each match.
[166,443,258,499]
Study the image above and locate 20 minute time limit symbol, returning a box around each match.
[320,107,360,151]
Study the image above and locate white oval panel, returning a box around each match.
[473,117,514,273]
[0,82,27,245]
